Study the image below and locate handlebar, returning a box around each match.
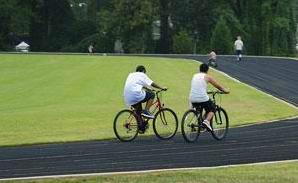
[151,88,167,95]
[207,90,227,95]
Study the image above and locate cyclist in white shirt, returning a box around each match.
[189,63,229,131]
[208,50,217,67]
[234,36,244,61]
[124,65,167,132]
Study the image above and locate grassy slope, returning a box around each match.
[0,54,297,146]
[4,162,298,183]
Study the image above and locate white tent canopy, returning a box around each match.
[16,41,30,51]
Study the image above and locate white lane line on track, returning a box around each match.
[2,122,296,162]
[1,122,297,162]
[3,151,298,179]
[1,140,297,173]
[1,132,297,164]
[1,159,298,181]
[230,122,298,135]
[4,151,295,178]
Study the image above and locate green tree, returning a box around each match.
[104,0,157,53]
[173,31,193,54]
[0,0,33,50]
[211,16,233,54]
[172,0,217,53]
[30,0,75,51]
[159,0,172,53]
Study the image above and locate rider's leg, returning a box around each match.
[132,103,143,123]
[132,102,148,133]
[202,112,214,131]
[141,91,155,119]
[201,101,216,131]
[144,98,153,111]
[205,111,214,122]
[236,50,240,61]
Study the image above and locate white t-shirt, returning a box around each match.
[123,72,153,106]
[209,51,216,60]
[88,45,94,53]
[234,40,244,50]
[189,73,209,103]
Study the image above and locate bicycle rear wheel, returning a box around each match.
[153,108,178,140]
[113,109,138,142]
[181,109,201,142]
[211,107,229,140]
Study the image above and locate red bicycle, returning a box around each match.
[113,89,178,142]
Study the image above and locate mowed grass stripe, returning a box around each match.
[0,54,297,146]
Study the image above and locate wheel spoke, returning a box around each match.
[153,108,178,140]
[211,108,229,140]
[181,110,200,142]
[113,110,139,142]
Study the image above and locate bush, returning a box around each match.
[173,31,193,54]
[211,17,233,54]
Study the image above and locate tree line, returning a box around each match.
[0,0,297,56]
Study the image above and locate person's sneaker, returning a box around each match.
[141,110,155,119]
[138,122,149,134]
[202,120,213,132]
[138,127,146,134]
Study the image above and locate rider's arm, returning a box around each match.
[151,82,167,91]
[205,75,229,94]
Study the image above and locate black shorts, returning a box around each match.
[132,91,155,113]
[192,100,216,113]
[236,50,242,56]
[140,90,155,103]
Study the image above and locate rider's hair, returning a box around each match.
[200,63,209,73]
[136,65,146,73]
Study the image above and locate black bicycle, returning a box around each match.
[181,90,229,142]
[113,89,178,142]
[207,58,218,68]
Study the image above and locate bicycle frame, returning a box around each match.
[130,90,165,123]
[114,89,178,141]
[149,90,164,115]
[181,90,228,142]
[193,91,224,124]
[207,91,225,125]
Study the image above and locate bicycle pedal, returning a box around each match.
[200,129,207,132]
[138,130,146,134]
[199,125,207,132]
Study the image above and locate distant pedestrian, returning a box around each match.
[208,50,217,68]
[234,36,244,61]
[88,44,94,54]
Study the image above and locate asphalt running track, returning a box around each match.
[0,55,298,180]
[177,55,298,106]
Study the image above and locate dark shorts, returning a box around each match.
[192,100,216,113]
[236,50,242,56]
[132,91,155,113]
[140,90,155,103]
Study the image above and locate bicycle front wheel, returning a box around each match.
[211,107,229,140]
[181,109,200,142]
[113,109,138,142]
[153,108,178,140]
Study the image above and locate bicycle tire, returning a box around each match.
[211,107,229,140]
[113,109,139,142]
[181,109,201,142]
[153,108,178,140]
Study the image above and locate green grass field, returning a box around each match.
[3,161,298,183]
[0,54,298,146]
